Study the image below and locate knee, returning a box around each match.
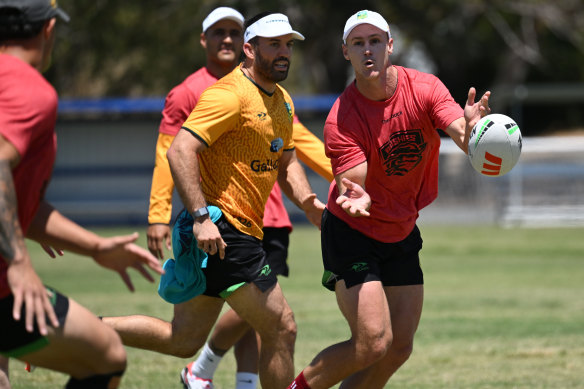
[262,307,297,347]
[279,308,297,342]
[100,338,127,374]
[387,341,414,366]
[165,320,209,358]
[354,328,393,368]
[168,336,207,359]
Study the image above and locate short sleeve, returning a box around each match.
[158,84,198,136]
[181,86,240,146]
[428,76,463,130]
[324,108,367,176]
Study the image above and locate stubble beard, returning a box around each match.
[255,48,289,83]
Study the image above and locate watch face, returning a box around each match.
[194,207,209,218]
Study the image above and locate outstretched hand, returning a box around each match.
[336,178,371,217]
[92,232,164,292]
[465,87,491,130]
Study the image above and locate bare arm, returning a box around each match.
[277,149,325,228]
[0,136,58,335]
[27,201,164,292]
[292,121,334,182]
[445,87,491,154]
[167,129,226,258]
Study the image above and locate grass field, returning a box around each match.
[8,224,584,388]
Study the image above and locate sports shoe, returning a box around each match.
[180,362,214,389]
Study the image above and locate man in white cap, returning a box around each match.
[146,6,245,261]
[105,11,324,389]
[288,10,491,389]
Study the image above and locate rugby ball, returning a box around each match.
[468,114,522,177]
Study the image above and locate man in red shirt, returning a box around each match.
[289,10,491,389]
[0,1,163,387]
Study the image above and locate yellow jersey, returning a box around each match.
[181,66,295,239]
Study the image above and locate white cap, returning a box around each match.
[343,10,391,43]
[202,7,244,33]
[244,13,305,43]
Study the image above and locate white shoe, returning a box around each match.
[180,362,214,389]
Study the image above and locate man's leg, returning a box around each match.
[17,298,126,384]
[103,294,224,358]
[183,308,252,381]
[234,328,259,373]
[299,280,392,389]
[233,328,260,389]
[0,356,9,389]
[226,282,296,389]
[339,284,424,389]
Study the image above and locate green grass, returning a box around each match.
[8,225,584,388]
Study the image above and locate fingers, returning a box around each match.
[147,236,163,260]
[133,263,155,283]
[33,297,48,336]
[480,91,492,116]
[341,177,355,189]
[119,271,135,292]
[41,244,56,258]
[129,244,164,275]
[467,87,477,107]
[12,291,22,322]
[44,292,59,328]
[147,227,171,260]
[199,238,227,260]
[120,232,139,245]
[217,239,227,260]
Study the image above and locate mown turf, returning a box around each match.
[8,225,584,388]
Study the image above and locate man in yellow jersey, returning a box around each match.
[115,7,331,389]
[105,12,325,389]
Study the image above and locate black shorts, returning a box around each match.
[202,215,278,298]
[0,286,69,357]
[321,209,424,291]
[262,227,290,277]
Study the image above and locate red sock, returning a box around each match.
[288,371,311,389]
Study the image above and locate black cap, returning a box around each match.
[0,0,70,23]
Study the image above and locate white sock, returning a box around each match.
[235,372,259,389]
[191,343,223,380]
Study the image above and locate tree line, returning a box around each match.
[47,0,584,134]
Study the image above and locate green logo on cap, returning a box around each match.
[357,11,368,19]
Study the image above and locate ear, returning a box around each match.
[200,32,207,49]
[387,38,394,56]
[342,43,349,61]
[43,18,56,39]
[243,42,255,60]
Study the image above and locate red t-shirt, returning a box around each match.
[0,54,58,298]
[325,66,463,243]
[159,67,219,136]
[160,66,294,230]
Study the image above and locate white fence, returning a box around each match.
[418,136,584,228]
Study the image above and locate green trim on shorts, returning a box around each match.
[1,337,49,358]
[321,270,339,292]
[219,282,247,299]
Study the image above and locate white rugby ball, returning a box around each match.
[468,114,522,177]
